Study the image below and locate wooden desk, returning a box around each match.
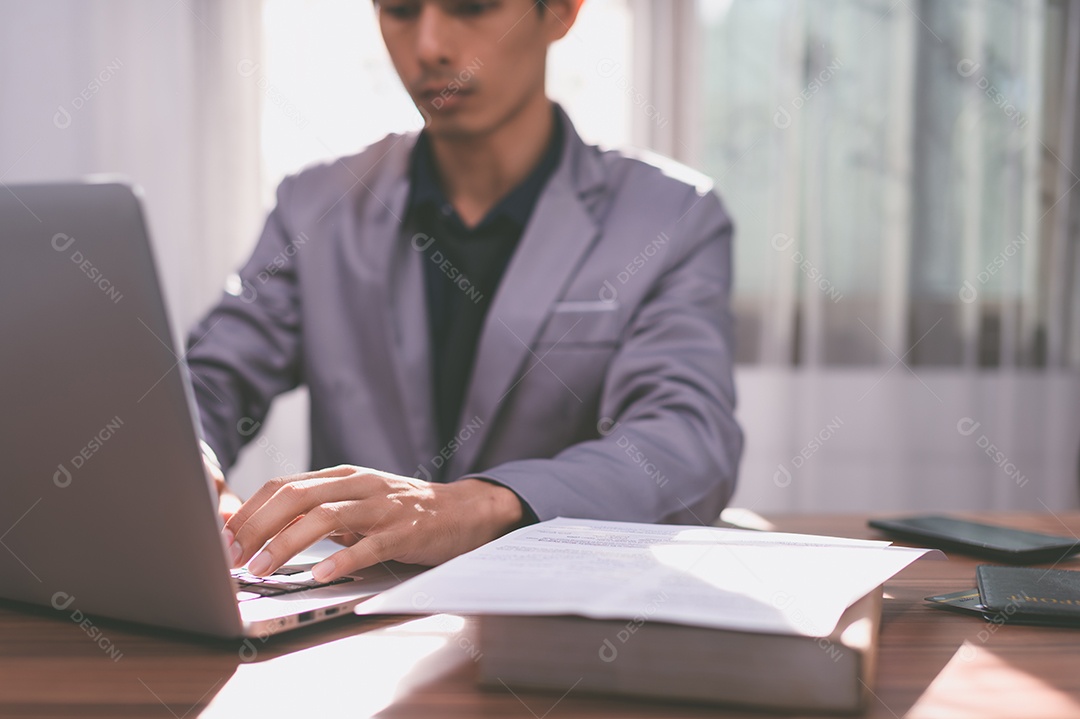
[2,513,1079,718]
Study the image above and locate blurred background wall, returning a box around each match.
[2,0,1078,515]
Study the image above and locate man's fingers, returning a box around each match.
[246,504,352,576]
[223,464,359,538]
[312,532,403,582]
[228,476,371,568]
[222,477,287,542]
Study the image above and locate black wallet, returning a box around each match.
[975,565,1080,627]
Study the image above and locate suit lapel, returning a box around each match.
[447,116,605,478]
[360,109,607,480]
[357,133,439,472]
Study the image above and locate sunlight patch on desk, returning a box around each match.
[200,615,470,718]
[718,507,776,531]
[907,641,1080,719]
[385,613,466,635]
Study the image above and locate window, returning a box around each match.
[694,0,1079,367]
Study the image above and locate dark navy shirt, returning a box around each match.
[406,106,564,463]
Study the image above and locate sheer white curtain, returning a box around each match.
[685,0,1080,513]
[0,0,264,338]
[693,0,1080,369]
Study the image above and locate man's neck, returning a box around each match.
[427,94,555,228]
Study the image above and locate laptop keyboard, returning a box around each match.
[232,565,353,602]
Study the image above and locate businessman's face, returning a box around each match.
[376,0,575,138]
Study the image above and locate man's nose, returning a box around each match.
[416,5,455,68]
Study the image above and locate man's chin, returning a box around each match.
[421,116,491,141]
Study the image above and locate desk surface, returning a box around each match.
[3,512,1079,718]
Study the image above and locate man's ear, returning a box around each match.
[542,0,585,43]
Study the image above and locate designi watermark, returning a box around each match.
[237,59,309,130]
[415,416,485,482]
[772,590,844,660]
[596,58,669,129]
[431,57,484,110]
[599,232,669,302]
[51,233,124,304]
[774,56,843,129]
[237,417,300,475]
[51,592,124,661]
[598,417,668,488]
[957,417,1028,488]
[598,590,668,662]
[774,415,844,488]
[226,232,310,304]
[771,234,843,303]
[958,232,1029,304]
[53,58,124,129]
[958,594,1023,662]
[411,233,484,305]
[957,59,1030,130]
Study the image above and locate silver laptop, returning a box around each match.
[0,180,422,638]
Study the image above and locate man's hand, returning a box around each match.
[220,465,526,582]
[204,455,243,522]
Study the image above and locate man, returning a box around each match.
[189,0,742,585]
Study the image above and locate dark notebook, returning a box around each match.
[976,565,1080,627]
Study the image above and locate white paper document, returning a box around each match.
[355,517,940,637]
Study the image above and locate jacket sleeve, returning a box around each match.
[467,190,743,525]
[184,177,304,471]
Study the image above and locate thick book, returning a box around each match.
[477,585,882,713]
[356,518,935,709]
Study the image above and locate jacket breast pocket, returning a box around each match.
[534,300,624,350]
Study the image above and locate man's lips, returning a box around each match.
[418,86,474,98]
[417,86,475,111]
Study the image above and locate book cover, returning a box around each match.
[976,565,1080,626]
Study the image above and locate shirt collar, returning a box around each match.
[407,103,564,231]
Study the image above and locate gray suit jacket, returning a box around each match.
[187,104,742,525]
